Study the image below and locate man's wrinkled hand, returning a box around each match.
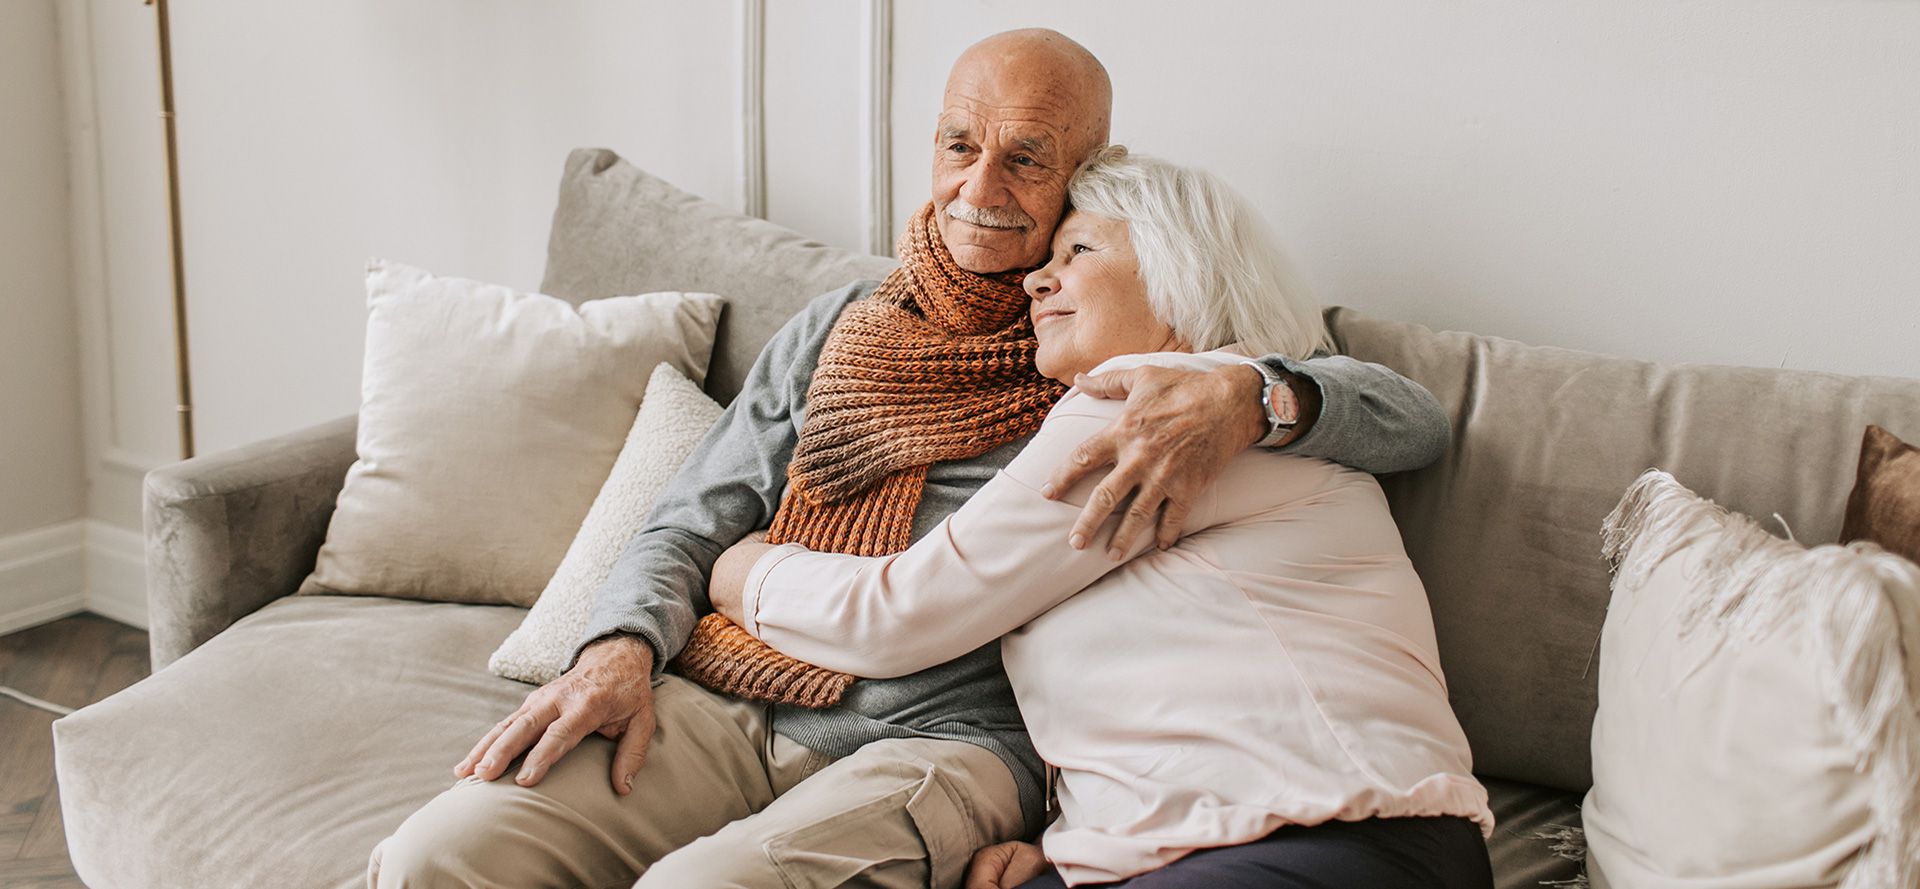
[1042,363,1267,557]
[454,634,658,795]
[965,840,1049,889]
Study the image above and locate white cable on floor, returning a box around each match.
[0,684,75,716]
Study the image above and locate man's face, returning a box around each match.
[931,72,1085,274]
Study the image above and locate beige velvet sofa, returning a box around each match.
[53,149,1920,889]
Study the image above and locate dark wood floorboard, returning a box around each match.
[0,613,150,889]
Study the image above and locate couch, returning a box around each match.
[53,148,1920,889]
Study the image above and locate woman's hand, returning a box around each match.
[965,840,1049,889]
[709,530,775,628]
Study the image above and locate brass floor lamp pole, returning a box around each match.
[145,0,194,459]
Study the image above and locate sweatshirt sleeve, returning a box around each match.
[564,284,867,677]
[1261,353,1450,474]
[742,393,1220,679]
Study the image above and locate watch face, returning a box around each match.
[1268,382,1300,425]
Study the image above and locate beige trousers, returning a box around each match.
[368,675,1024,889]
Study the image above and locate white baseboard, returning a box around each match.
[0,519,147,636]
[0,521,88,635]
[84,520,147,629]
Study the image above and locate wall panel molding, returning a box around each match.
[56,0,121,467]
[58,0,174,532]
[862,0,895,256]
[737,0,767,218]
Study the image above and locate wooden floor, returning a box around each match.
[0,613,150,889]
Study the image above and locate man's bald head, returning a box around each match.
[932,29,1113,273]
[948,29,1112,153]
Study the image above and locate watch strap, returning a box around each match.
[1242,359,1297,448]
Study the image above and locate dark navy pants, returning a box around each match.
[1015,816,1493,889]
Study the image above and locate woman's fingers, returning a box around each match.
[964,842,1015,889]
[965,841,1048,889]
[1003,841,1050,886]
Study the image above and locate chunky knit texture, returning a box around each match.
[672,203,1065,707]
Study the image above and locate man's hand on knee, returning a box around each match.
[454,634,659,795]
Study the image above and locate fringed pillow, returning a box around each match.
[1583,470,1920,889]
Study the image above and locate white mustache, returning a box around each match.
[946,199,1031,230]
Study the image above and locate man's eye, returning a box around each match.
[947,143,972,154]
[1012,155,1036,167]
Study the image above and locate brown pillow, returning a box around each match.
[1840,425,1920,564]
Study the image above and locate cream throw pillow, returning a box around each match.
[297,260,722,607]
[489,364,723,684]
[1584,470,1920,889]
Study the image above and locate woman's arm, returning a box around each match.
[729,396,1219,679]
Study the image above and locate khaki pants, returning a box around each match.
[368,675,1024,889]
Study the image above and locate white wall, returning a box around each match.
[0,0,86,539]
[0,0,100,634]
[892,2,1920,380]
[66,0,1920,549]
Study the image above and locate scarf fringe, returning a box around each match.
[1602,470,1920,888]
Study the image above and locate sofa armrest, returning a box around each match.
[143,415,358,670]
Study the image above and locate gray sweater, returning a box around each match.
[570,281,1450,833]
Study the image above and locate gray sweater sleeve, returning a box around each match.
[565,284,868,676]
[1257,353,1451,475]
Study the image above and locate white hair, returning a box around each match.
[1065,145,1331,359]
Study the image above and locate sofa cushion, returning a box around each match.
[1327,307,1920,793]
[539,148,899,404]
[52,595,1585,889]
[53,596,531,889]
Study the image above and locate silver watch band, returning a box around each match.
[1242,359,1296,448]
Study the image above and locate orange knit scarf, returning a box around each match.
[672,202,1065,707]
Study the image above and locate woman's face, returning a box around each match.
[1025,211,1186,384]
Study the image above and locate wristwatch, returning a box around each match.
[1242,359,1300,448]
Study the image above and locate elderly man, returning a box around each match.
[370,28,1446,889]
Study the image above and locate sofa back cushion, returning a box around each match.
[1327,306,1920,793]
[540,148,900,403]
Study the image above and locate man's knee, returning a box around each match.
[367,779,508,888]
[368,775,608,889]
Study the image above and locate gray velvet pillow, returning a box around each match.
[1325,307,1920,793]
[539,149,899,403]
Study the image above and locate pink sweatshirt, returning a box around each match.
[741,349,1493,885]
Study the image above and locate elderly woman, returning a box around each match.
[709,146,1494,889]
